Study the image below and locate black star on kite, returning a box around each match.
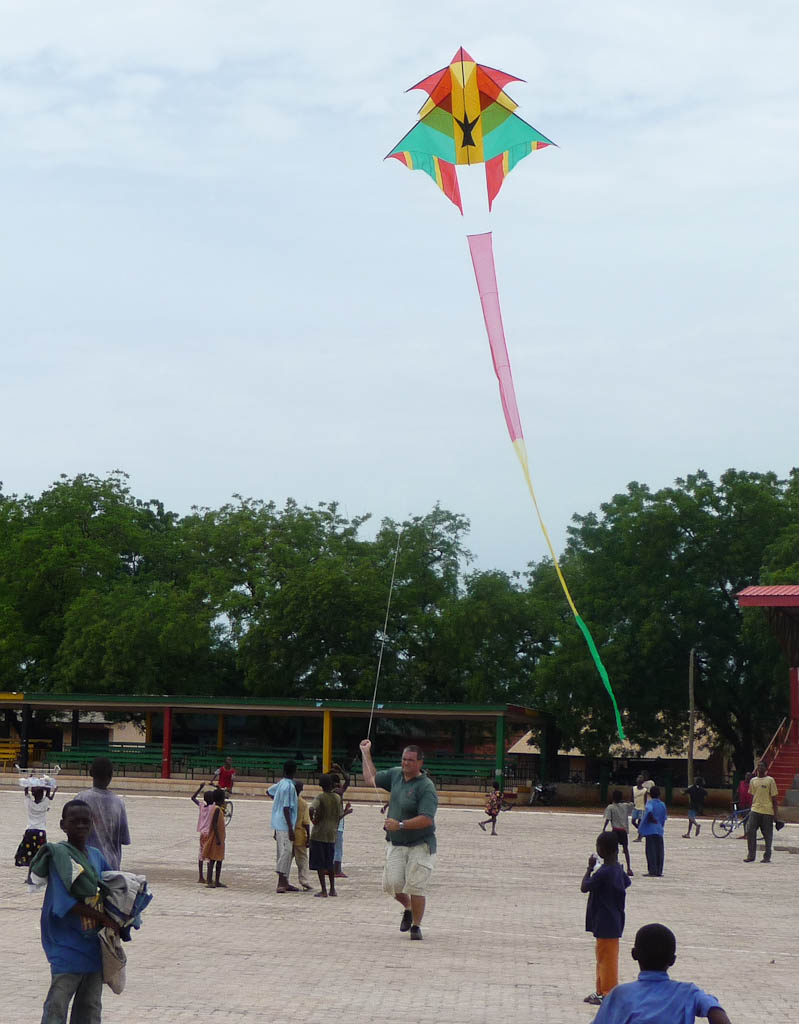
[455,114,480,148]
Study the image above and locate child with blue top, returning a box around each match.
[638,785,667,877]
[267,760,299,893]
[591,923,731,1023]
[30,799,120,1024]
[581,831,631,1006]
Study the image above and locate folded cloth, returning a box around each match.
[29,842,108,907]
[100,927,127,994]
[101,871,153,939]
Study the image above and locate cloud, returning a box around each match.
[2,0,799,571]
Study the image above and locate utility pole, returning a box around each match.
[687,647,696,787]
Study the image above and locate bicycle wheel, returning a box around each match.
[711,814,733,838]
[224,800,234,826]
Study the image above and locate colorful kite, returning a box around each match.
[387,47,555,212]
[388,48,625,739]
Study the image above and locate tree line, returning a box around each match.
[1,469,797,770]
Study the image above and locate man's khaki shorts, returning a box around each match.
[382,842,436,897]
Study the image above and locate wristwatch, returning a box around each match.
[398,820,405,830]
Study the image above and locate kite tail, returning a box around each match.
[467,230,625,740]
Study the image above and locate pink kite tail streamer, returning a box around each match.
[467,233,524,443]
[467,231,625,740]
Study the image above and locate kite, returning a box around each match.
[387,48,625,739]
[387,46,555,212]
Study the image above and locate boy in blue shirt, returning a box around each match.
[592,923,731,1023]
[31,799,119,1024]
[639,785,667,876]
[581,831,631,1006]
[267,760,299,893]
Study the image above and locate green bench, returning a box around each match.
[49,745,165,776]
[348,756,494,787]
[424,759,495,787]
[184,751,322,782]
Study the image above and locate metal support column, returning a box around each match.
[322,710,333,773]
[71,710,80,748]
[20,705,31,769]
[161,708,173,780]
[494,714,506,785]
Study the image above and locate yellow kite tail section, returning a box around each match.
[468,231,625,740]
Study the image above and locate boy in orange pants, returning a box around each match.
[580,831,631,1006]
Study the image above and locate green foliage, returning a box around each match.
[0,472,230,695]
[527,469,797,768]
[1,467,797,770]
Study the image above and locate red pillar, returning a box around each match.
[161,707,173,779]
[790,668,799,744]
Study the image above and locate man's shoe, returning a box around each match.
[761,857,771,863]
[410,925,423,940]
[478,821,486,832]
[695,823,701,835]
[399,909,413,932]
[583,993,603,1005]
[743,856,755,862]
[775,820,785,831]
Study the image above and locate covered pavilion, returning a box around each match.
[0,692,546,783]
[736,585,799,743]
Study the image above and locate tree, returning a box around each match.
[525,470,795,769]
[0,472,185,692]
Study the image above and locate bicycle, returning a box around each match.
[711,805,749,838]
[204,778,234,826]
[223,795,234,826]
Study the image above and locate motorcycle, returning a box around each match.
[529,781,557,806]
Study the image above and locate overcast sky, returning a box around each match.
[2,2,797,574]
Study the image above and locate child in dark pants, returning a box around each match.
[580,831,631,1007]
[639,785,667,876]
[309,774,342,897]
[591,923,731,1022]
[682,777,707,838]
[30,799,120,1024]
[478,781,504,835]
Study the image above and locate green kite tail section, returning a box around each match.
[574,615,625,740]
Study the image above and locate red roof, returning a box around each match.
[737,585,799,607]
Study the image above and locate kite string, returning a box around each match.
[366,528,403,741]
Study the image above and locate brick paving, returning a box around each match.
[1,787,797,1022]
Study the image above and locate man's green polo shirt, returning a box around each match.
[375,766,438,854]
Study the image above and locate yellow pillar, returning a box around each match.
[145,713,153,743]
[217,714,225,752]
[322,710,333,772]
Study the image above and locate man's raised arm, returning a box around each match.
[359,739,377,787]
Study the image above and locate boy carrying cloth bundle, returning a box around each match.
[30,799,119,1024]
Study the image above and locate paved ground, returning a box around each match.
[2,787,797,1022]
